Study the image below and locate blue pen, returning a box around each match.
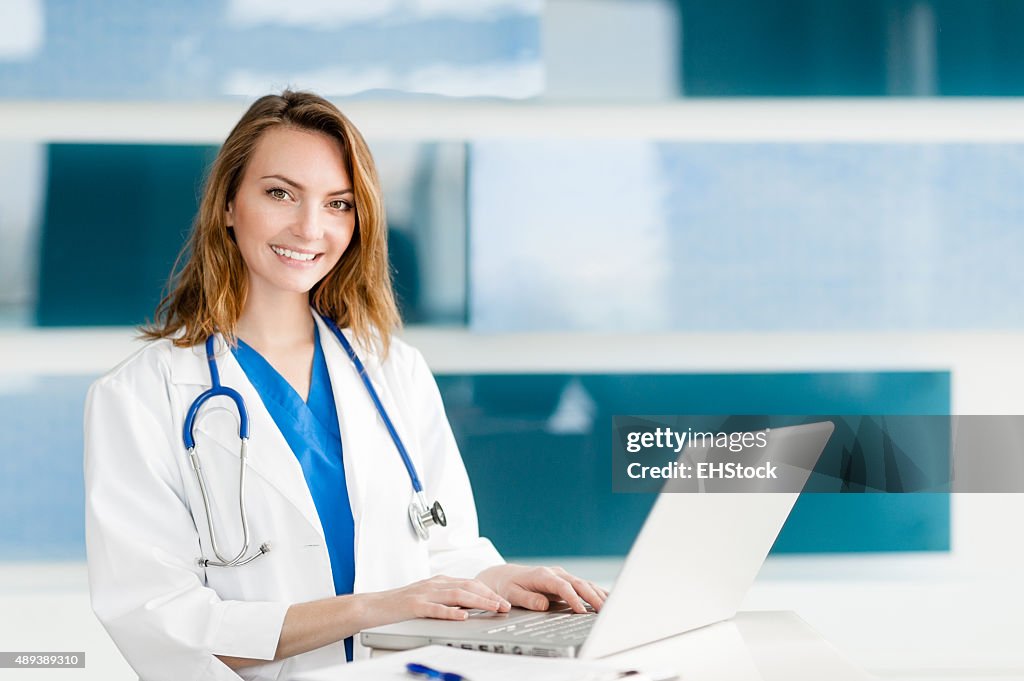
[406,662,469,681]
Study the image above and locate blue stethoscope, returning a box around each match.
[182,315,447,568]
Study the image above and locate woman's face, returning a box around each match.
[226,126,356,301]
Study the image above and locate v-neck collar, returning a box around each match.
[307,328,336,423]
[231,324,325,407]
[231,325,342,441]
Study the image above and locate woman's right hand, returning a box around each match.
[364,575,512,626]
[219,578,511,670]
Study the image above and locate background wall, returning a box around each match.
[2,1,1023,678]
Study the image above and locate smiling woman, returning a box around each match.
[140,92,395,356]
[227,127,357,299]
[83,91,607,681]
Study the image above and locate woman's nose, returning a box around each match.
[293,204,324,240]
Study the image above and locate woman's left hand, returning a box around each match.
[475,564,609,613]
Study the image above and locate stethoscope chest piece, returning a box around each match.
[409,494,447,541]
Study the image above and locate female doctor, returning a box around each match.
[84,90,607,681]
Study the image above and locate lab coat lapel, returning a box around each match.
[171,337,326,541]
[313,316,433,594]
[313,315,376,522]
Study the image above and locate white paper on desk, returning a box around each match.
[293,645,640,681]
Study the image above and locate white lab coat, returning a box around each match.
[84,314,504,681]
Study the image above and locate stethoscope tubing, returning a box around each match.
[180,316,441,566]
[182,336,249,449]
[320,315,425,495]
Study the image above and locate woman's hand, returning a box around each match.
[366,575,512,626]
[219,577,512,670]
[475,564,610,613]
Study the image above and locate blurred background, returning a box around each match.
[2,0,1024,677]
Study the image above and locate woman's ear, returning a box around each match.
[225,201,234,228]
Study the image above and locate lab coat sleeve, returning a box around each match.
[405,347,505,578]
[84,376,289,681]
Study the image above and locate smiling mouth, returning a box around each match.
[270,245,321,262]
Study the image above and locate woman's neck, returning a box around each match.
[235,289,315,351]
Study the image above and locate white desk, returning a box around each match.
[601,611,869,681]
[306,611,869,681]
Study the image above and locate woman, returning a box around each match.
[84,90,606,681]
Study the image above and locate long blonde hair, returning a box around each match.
[142,90,400,354]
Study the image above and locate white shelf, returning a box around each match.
[2,99,1024,143]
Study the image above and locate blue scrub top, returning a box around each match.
[232,324,356,662]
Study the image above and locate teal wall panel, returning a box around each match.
[440,371,951,557]
[677,0,1024,96]
[36,144,215,327]
[773,493,950,553]
[679,0,887,96]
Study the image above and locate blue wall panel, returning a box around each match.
[470,142,1024,332]
[0,376,92,560]
[0,0,542,99]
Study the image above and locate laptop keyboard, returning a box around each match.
[478,611,597,642]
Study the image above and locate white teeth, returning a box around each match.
[271,245,316,262]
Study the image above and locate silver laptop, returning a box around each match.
[361,421,834,659]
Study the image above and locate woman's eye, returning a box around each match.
[267,187,289,201]
[329,199,352,211]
